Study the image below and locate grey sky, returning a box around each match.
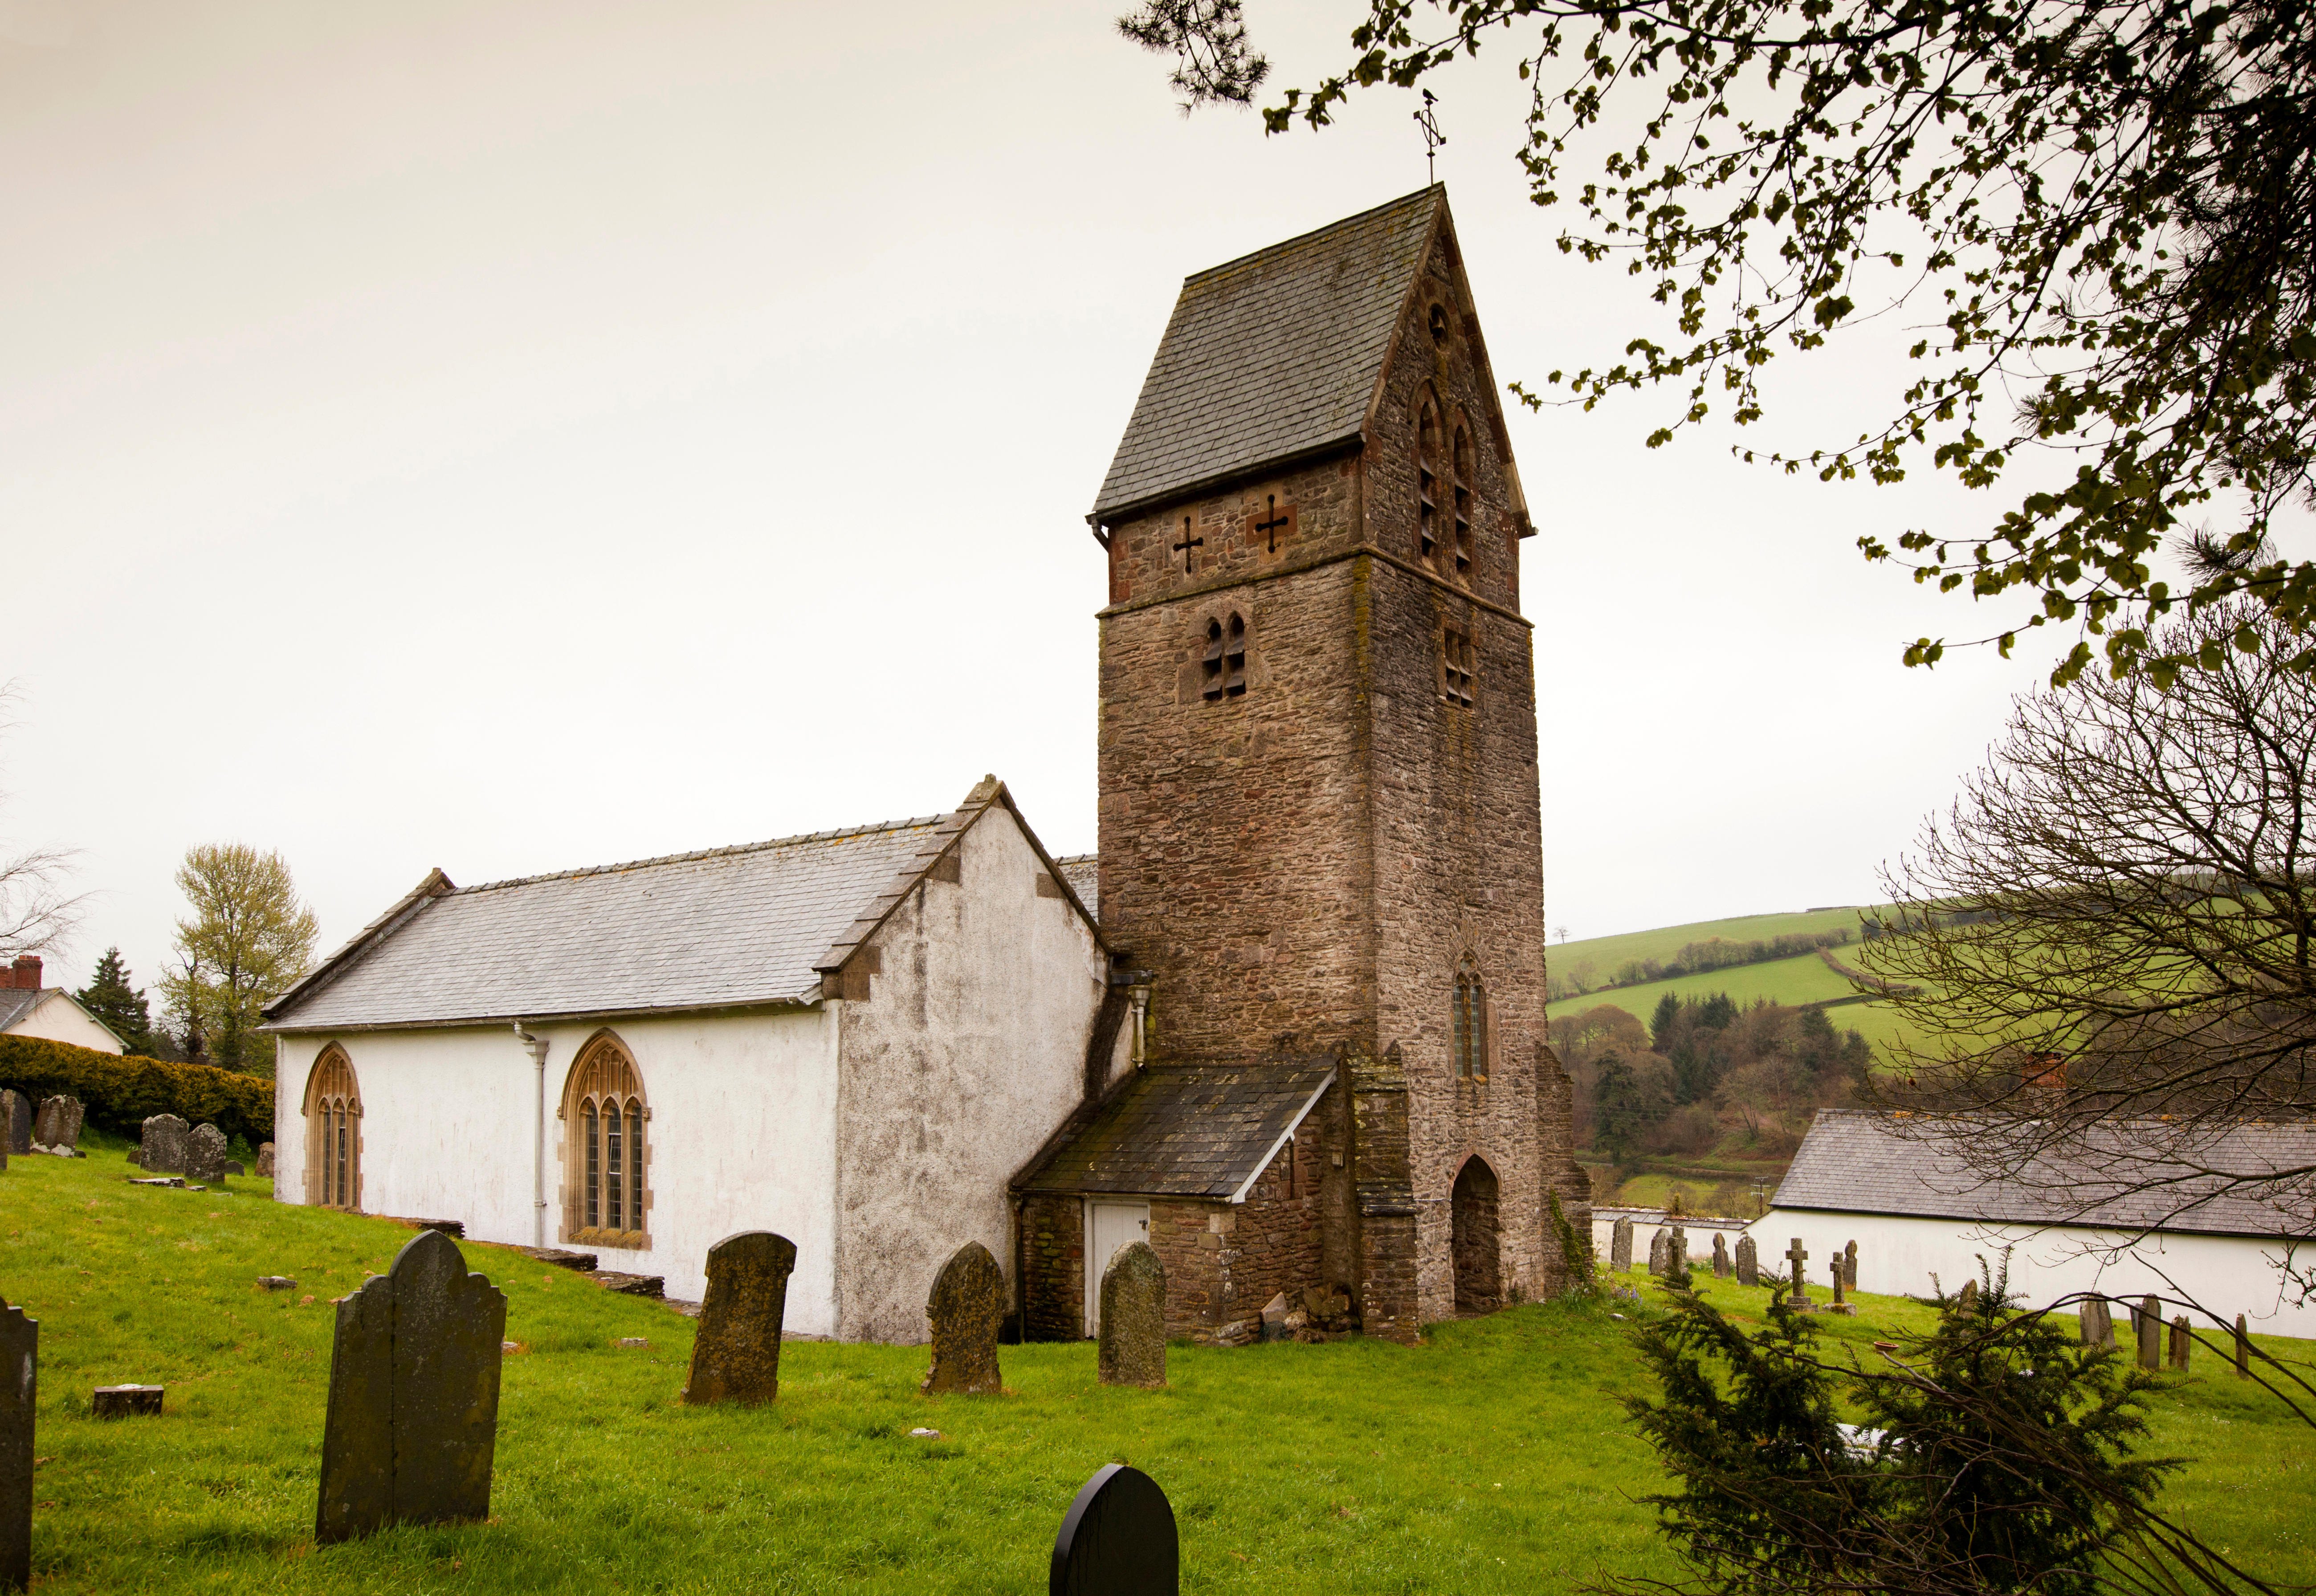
[5,0,2085,998]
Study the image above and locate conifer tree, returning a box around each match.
[74,945,154,1055]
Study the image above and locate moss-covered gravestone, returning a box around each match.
[1647,1229,1669,1277]
[32,1098,79,1154]
[1051,1463,1177,1596]
[256,1143,276,1178]
[1735,1234,1758,1287]
[922,1241,1006,1395]
[315,1230,506,1543]
[1711,1232,1730,1278]
[0,1093,25,1158]
[1668,1225,1688,1281]
[1,1300,33,1592]
[2079,1296,2114,1349]
[1097,1242,1166,1388]
[682,1231,796,1406]
[136,1114,188,1174]
[1609,1217,1632,1272]
[184,1124,228,1185]
[2135,1295,2163,1370]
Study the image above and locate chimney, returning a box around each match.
[10,954,41,990]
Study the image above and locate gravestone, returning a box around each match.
[1735,1234,1758,1287]
[184,1124,228,1185]
[1647,1229,1669,1277]
[2235,1314,2251,1378]
[1830,1258,1847,1307]
[1050,1463,1178,1596]
[1610,1217,1633,1272]
[1957,1278,1979,1314]
[256,1143,276,1179]
[33,1097,81,1153]
[1097,1242,1166,1389]
[315,1229,506,1543]
[91,1385,163,1418]
[1,1300,33,1594]
[1843,1240,1859,1290]
[0,1093,25,1157]
[1712,1233,1730,1278]
[2168,1315,2191,1372]
[1668,1226,1688,1282]
[138,1114,189,1176]
[1786,1238,1810,1303]
[681,1230,796,1406]
[922,1241,1006,1396]
[1260,1292,1288,1342]
[2079,1296,2114,1349]
[2134,1295,2162,1370]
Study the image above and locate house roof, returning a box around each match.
[1055,853,1097,908]
[265,776,1091,1032]
[1773,1109,2316,1240]
[0,988,40,1030]
[0,987,127,1050]
[1089,188,1444,524]
[1017,1059,1336,1201]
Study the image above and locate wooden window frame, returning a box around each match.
[1441,626,1476,708]
[1452,961,1490,1081]
[559,1030,652,1250]
[1451,423,1475,577]
[302,1043,363,1213]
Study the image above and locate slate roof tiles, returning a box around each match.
[1019,1059,1337,1200]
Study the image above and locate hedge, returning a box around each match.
[0,1034,275,1149]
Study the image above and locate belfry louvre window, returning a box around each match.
[1203,613,1247,701]
[562,1031,649,1248]
[1453,961,1488,1079]
[1452,426,1475,575]
[1442,628,1476,707]
[302,1044,362,1212]
[1417,401,1442,562]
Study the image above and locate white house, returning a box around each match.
[261,776,1134,1339]
[1752,1109,2316,1338]
[0,956,125,1054]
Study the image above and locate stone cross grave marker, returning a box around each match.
[1098,1242,1167,1389]
[184,1124,228,1185]
[1610,1217,1632,1273]
[922,1241,1006,1396]
[2135,1296,2163,1370]
[1786,1238,1810,1303]
[1843,1240,1859,1290]
[682,1231,796,1406]
[315,1229,506,1543]
[1711,1233,1730,1278]
[1668,1226,1688,1281]
[1,1300,33,1593]
[2079,1296,2114,1349]
[1829,1258,1847,1307]
[1051,1463,1178,1596]
[1,1093,25,1158]
[138,1114,189,1175]
[1648,1229,1669,1277]
[2168,1315,2191,1372]
[1735,1234,1758,1287]
[33,1098,80,1154]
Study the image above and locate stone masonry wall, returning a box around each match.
[1020,1192,1085,1341]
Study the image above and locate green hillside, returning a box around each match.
[1549,906,1880,980]
[1547,949,1922,1056]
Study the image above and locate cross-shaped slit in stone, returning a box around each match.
[1173,516,1203,574]
[1256,495,1291,554]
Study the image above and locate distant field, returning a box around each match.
[1546,949,1925,1056]
[1547,907,1882,979]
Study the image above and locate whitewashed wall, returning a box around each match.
[8,993,124,1053]
[273,1007,844,1330]
[1750,1206,2316,1340]
[831,804,1112,1342]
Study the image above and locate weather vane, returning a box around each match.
[1415,89,1445,184]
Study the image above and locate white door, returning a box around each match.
[1084,1199,1151,1336]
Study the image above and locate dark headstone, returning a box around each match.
[32,1097,80,1153]
[1735,1234,1758,1287]
[1830,1258,1847,1307]
[1711,1232,1730,1278]
[0,1093,25,1157]
[1097,1242,1166,1388]
[1609,1217,1633,1273]
[1647,1229,1669,1277]
[0,1301,33,1593]
[1668,1225,1688,1282]
[91,1385,162,1418]
[2235,1314,2251,1378]
[224,1161,245,1177]
[922,1241,1006,1396]
[681,1230,795,1406]
[315,1229,506,1543]
[1786,1238,1811,1303]
[138,1114,189,1176]
[2134,1295,2162,1370]
[1050,1463,1178,1596]
[2079,1296,2114,1349]
[1842,1239,1859,1290]
[255,1142,276,1179]
[2168,1315,2191,1372]
[184,1124,228,1185]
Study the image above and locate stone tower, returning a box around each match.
[1014,188,1587,1342]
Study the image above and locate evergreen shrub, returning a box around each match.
[0,1033,274,1146]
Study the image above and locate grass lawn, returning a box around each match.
[5,1150,2313,1593]
[1548,909,1881,977]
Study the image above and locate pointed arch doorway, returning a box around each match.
[1451,1155,1502,1315]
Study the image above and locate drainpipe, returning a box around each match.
[514,1022,550,1247]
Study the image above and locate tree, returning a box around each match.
[0,682,82,957]
[160,843,318,1079]
[74,947,155,1057]
[1651,991,1683,1051]
[1867,602,2316,1279]
[1123,0,2316,686]
[1594,1049,1655,1165]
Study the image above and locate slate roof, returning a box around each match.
[1089,188,1443,524]
[0,989,40,1030]
[1055,853,1098,908]
[265,777,1095,1032]
[1774,1110,2316,1239]
[1018,1060,1336,1201]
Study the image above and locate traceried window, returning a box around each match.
[562,1031,649,1248]
[1452,425,1475,576]
[302,1044,362,1211]
[1202,613,1247,701]
[1453,960,1488,1080]
[1442,627,1476,707]
[1417,401,1442,562]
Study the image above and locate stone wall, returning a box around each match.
[1019,1192,1085,1341]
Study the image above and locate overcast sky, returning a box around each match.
[4,0,2108,997]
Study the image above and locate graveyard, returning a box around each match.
[3,1146,2312,1592]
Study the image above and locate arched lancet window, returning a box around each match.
[1201,613,1247,701]
[561,1031,650,1248]
[302,1044,362,1212]
[1417,399,1442,563]
[1452,958,1489,1080]
[1451,423,1475,576]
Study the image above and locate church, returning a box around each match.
[264,186,1592,1343]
